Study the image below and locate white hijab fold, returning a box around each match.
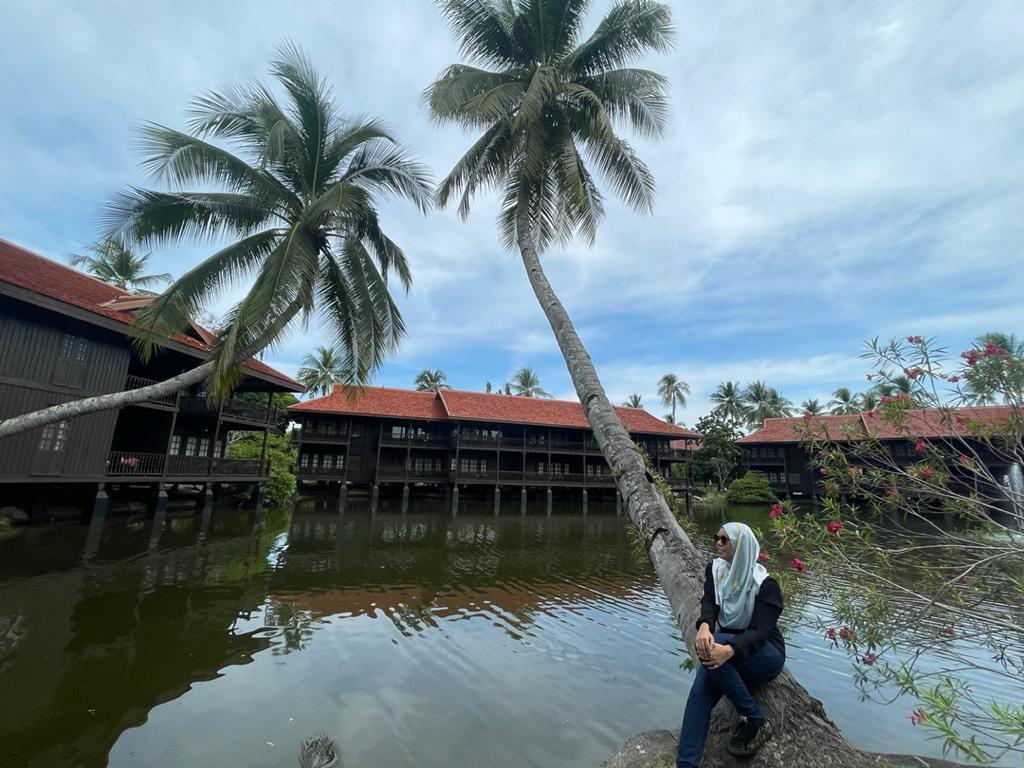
[712,522,768,629]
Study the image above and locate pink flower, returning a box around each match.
[961,350,980,366]
[826,520,844,535]
[948,375,960,384]
[839,627,855,641]
[866,374,874,381]
[909,708,927,726]
[915,439,927,453]
[862,652,877,665]
[819,466,828,476]
[802,412,813,421]
[791,558,806,573]
[904,367,925,380]
[919,467,934,480]
[769,502,783,519]
[906,335,924,345]
[758,551,769,563]
[943,626,955,637]
[983,343,1008,357]
[958,454,972,467]
[826,628,837,641]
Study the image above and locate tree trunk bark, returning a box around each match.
[515,211,874,766]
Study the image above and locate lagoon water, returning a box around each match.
[1,498,1019,767]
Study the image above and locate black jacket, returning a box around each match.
[696,562,785,660]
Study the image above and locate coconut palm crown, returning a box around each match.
[415,368,450,392]
[297,346,349,397]
[106,43,432,398]
[426,0,672,251]
[70,237,172,294]
[657,373,689,424]
[509,366,553,397]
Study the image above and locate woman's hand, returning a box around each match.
[701,642,735,670]
[695,624,714,658]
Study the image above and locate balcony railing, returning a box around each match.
[460,435,501,448]
[549,440,584,452]
[377,467,450,482]
[106,451,267,478]
[296,465,346,478]
[658,447,689,460]
[179,396,277,425]
[125,376,179,407]
[380,433,449,448]
[295,427,350,444]
[498,470,525,482]
[455,469,498,482]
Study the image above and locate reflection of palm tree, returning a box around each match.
[624,393,643,408]
[711,381,750,423]
[744,381,793,429]
[508,367,552,398]
[657,374,690,425]
[801,399,823,415]
[828,387,860,415]
[70,237,171,294]
[299,734,338,768]
[414,369,449,392]
[297,347,348,397]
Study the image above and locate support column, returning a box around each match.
[451,485,460,517]
[202,483,215,514]
[402,484,410,514]
[149,484,168,550]
[371,483,380,513]
[493,486,501,516]
[582,488,588,516]
[84,484,108,559]
[254,483,264,512]
[520,487,527,516]
[546,487,552,516]
[337,482,348,515]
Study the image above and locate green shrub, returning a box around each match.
[725,471,777,503]
[224,432,296,506]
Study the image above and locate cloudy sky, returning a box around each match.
[2,0,1022,424]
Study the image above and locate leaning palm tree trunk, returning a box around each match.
[516,214,873,767]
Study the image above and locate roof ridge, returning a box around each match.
[0,237,136,298]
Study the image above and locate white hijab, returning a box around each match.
[712,522,768,629]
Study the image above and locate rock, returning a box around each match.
[0,506,28,525]
[600,730,677,768]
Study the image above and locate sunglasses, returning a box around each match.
[713,535,731,545]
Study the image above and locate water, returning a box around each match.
[0,497,1019,768]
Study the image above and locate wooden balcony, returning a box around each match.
[125,375,179,409]
[376,467,450,482]
[106,451,267,480]
[459,435,500,449]
[296,465,346,478]
[380,434,449,449]
[178,395,277,426]
[294,427,350,444]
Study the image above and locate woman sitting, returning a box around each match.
[676,522,785,767]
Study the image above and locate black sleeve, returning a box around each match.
[696,562,718,631]
[725,578,783,660]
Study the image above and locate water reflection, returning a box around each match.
[0,500,1018,768]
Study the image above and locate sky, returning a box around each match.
[1,0,1022,426]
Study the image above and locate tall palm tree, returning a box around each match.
[744,380,793,430]
[710,381,749,423]
[858,390,880,412]
[801,398,823,415]
[657,373,690,424]
[828,387,860,415]
[623,393,643,408]
[508,366,552,398]
[297,346,348,397]
[414,368,450,392]
[70,237,171,294]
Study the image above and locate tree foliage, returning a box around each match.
[689,411,744,491]
[508,366,552,397]
[725,471,777,503]
[414,368,450,392]
[70,236,172,293]
[298,347,350,397]
[224,432,296,506]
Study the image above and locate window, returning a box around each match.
[215,440,222,457]
[199,438,210,457]
[37,420,69,452]
[414,456,437,473]
[53,334,90,387]
[322,455,334,470]
[170,435,182,455]
[186,437,198,457]
[300,453,310,468]
[391,425,407,439]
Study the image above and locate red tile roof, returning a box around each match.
[290,385,700,438]
[289,385,448,420]
[0,238,301,390]
[737,406,1017,444]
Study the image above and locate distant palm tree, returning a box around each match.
[414,368,450,392]
[858,391,880,412]
[297,347,348,397]
[744,380,793,430]
[711,381,750,423]
[70,237,171,294]
[663,413,675,424]
[801,398,823,415]
[962,331,1024,405]
[485,381,493,393]
[624,393,644,408]
[509,367,552,398]
[872,375,914,398]
[828,387,860,415]
[657,374,690,425]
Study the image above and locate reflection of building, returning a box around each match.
[289,386,698,495]
[0,240,301,514]
[738,406,1017,498]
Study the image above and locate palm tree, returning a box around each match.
[828,387,860,415]
[414,368,450,392]
[2,46,433,439]
[70,237,171,294]
[297,346,348,397]
[624,393,643,408]
[657,373,690,424]
[710,381,749,423]
[744,380,793,429]
[858,391,880,412]
[801,398,823,415]
[508,367,552,397]
[963,331,1024,405]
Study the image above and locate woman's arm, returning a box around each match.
[723,578,783,660]
[696,562,718,632]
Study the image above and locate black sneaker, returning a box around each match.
[726,718,765,757]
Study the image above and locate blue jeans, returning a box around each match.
[676,632,785,768]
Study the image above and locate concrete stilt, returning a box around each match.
[582,488,588,516]
[202,484,215,515]
[546,487,553,516]
[84,484,108,558]
[520,487,528,516]
[451,486,460,517]
[371,483,380,513]
[337,483,348,514]
[402,484,410,514]
[198,504,212,542]
[494,486,501,516]
[254,483,264,512]
[149,484,168,550]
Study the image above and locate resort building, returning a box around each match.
[738,406,1019,499]
[289,385,698,505]
[0,239,301,518]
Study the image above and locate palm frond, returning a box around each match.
[437,0,522,68]
[567,0,674,77]
[578,68,669,137]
